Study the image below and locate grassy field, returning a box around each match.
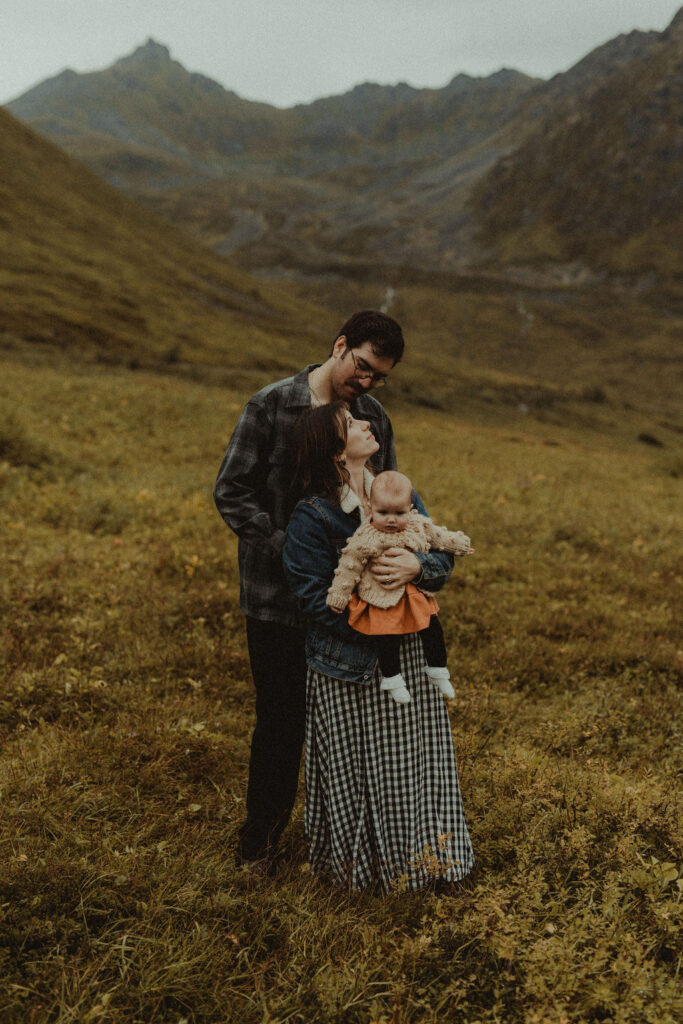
[1,355,681,1023]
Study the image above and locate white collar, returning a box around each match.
[340,467,374,517]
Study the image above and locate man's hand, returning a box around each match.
[369,547,421,588]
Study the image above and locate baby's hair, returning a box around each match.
[370,470,413,504]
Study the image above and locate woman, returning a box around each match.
[283,402,474,892]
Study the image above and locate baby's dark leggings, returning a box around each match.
[375,614,447,678]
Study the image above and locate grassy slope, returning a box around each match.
[1,358,681,1023]
[471,18,683,280]
[287,274,683,437]
[5,97,680,450]
[0,107,324,380]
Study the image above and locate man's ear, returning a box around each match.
[332,335,347,358]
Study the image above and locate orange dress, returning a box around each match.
[347,583,439,636]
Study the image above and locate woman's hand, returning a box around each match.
[369,547,421,588]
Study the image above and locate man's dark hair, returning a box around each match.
[290,402,350,505]
[331,310,404,364]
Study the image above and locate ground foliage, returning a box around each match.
[1,359,681,1024]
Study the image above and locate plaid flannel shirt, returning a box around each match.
[214,365,397,625]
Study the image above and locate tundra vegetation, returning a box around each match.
[1,352,681,1023]
[2,19,682,1016]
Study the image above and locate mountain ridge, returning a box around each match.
[472,12,683,279]
[5,40,538,273]
[1,101,681,432]
[6,14,682,285]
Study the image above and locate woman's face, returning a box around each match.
[342,413,380,463]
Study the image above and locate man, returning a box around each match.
[213,310,451,869]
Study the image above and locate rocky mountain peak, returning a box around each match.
[488,67,534,85]
[115,38,173,68]
[665,6,683,35]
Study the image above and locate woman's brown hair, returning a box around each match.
[290,402,350,504]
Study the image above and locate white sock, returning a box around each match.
[380,673,411,704]
[425,666,455,699]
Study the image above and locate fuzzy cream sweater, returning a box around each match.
[326,510,471,611]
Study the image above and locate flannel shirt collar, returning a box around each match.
[339,467,374,518]
[285,365,321,409]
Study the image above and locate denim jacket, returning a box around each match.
[282,480,454,684]
[214,366,397,625]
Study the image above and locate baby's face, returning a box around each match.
[370,490,413,533]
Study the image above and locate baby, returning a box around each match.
[327,470,472,704]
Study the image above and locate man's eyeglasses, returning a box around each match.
[347,348,387,387]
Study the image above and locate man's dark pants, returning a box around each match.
[237,617,308,862]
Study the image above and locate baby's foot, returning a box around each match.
[390,687,411,704]
[381,673,411,704]
[425,666,455,699]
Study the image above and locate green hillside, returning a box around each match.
[472,12,683,282]
[2,102,680,449]
[0,105,321,378]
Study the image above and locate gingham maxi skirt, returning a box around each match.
[305,633,474,892]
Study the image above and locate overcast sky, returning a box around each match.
[2,0,680,107]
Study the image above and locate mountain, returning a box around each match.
[6,39,538,274]
[7,40,291,182]
[8,39,536,170]
[6,14,683,287]
[1,102,680,430]
[471,12,683,280]
[541,25,661,101]
[0,104,320,375]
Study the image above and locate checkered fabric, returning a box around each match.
[305,633,474,892]
[214,365,397,625]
